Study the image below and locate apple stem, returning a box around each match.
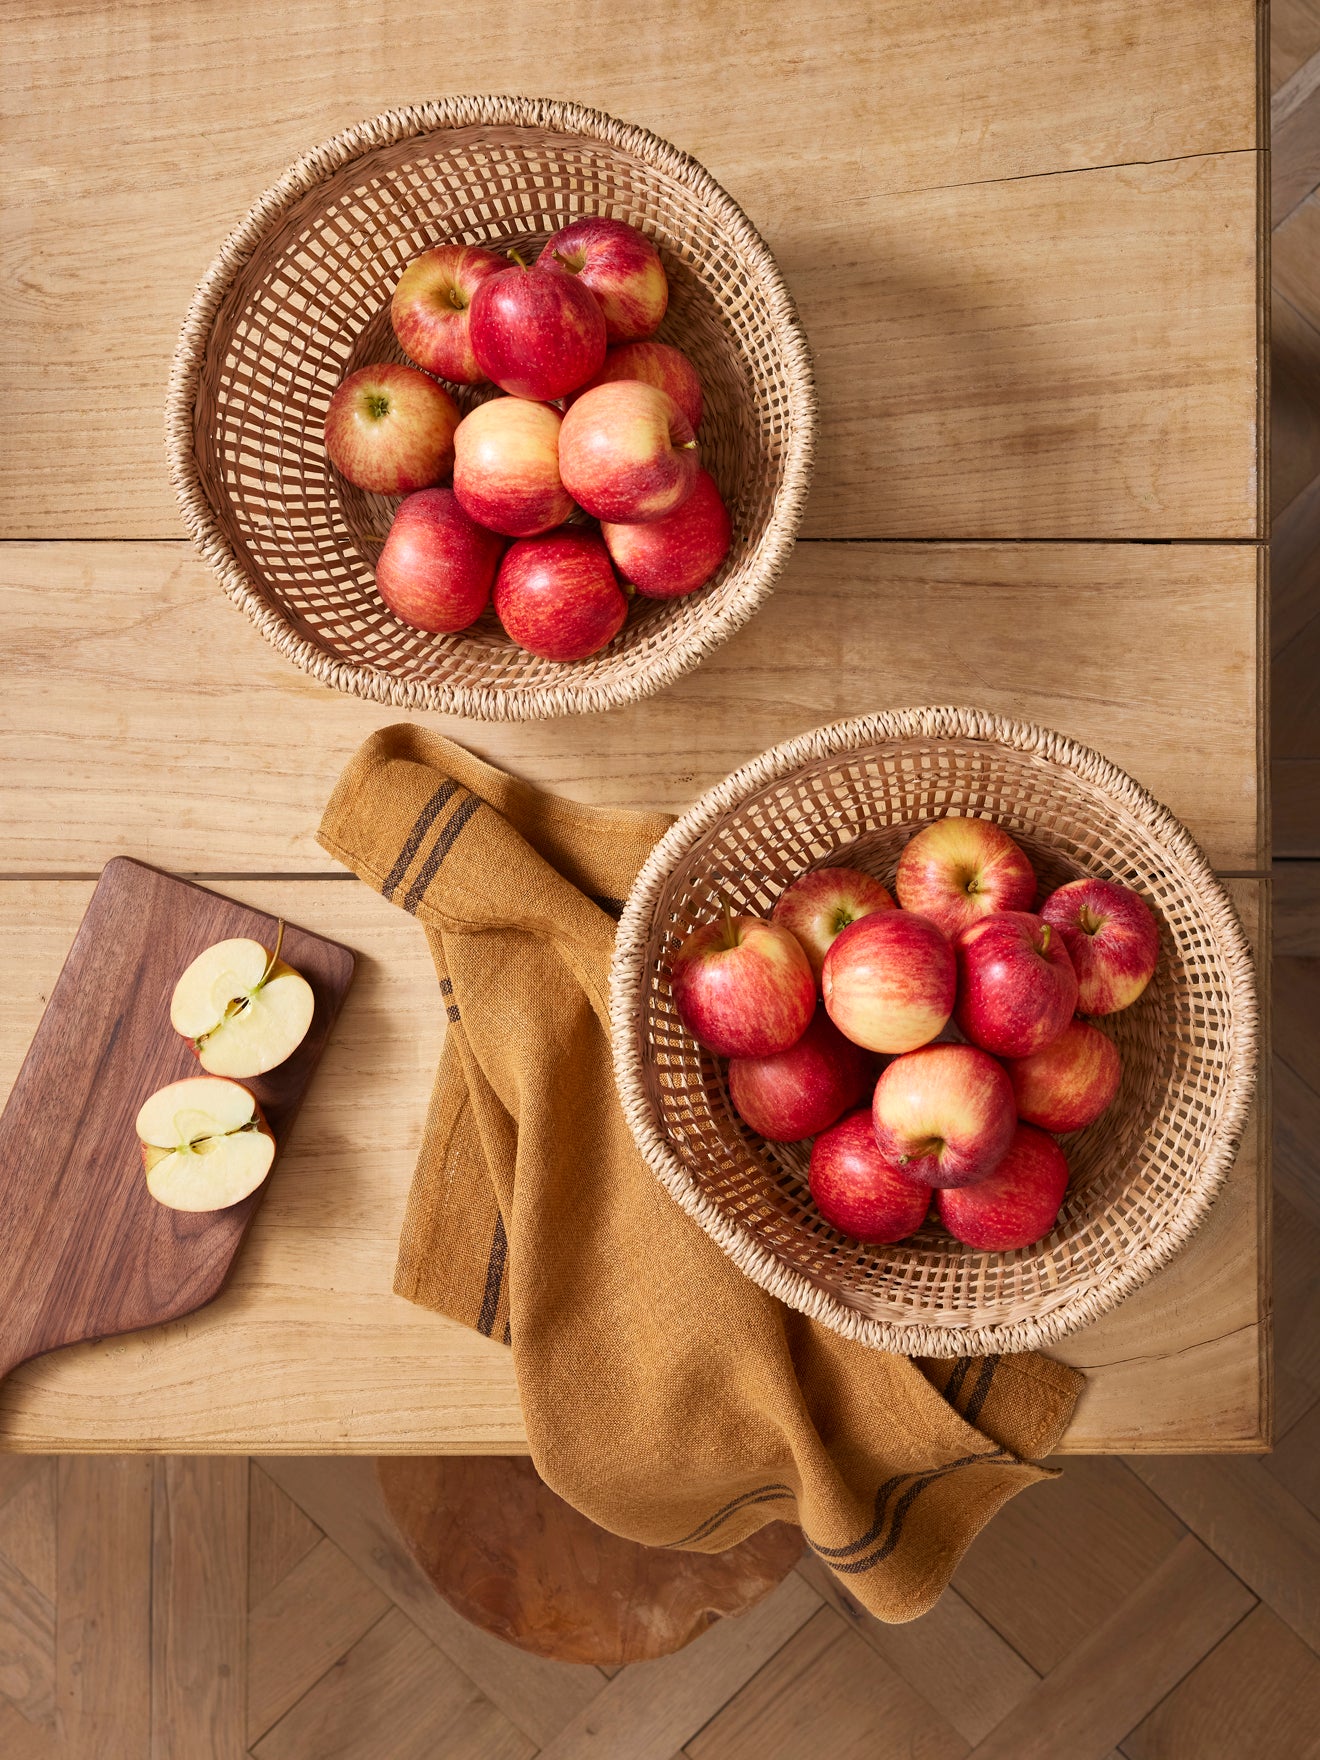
[1038,923,1051,956]
[257,920,286,989]
[679,440,699,451]
[720,896,739,950]
[507,246,529,269]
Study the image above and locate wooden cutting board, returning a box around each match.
[0,858,355,1382]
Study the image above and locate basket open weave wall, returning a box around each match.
[166,98,815,720]
[610,707,1258,1357]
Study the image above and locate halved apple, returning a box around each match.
[136,1076,275,1212]
[170,927,314,1077]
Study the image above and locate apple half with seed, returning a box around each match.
[136,1076,275,1212]
[171,927,314,1077]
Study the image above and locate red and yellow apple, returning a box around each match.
[539,216,668,342]
[600,467,731,599]
[390,243,506,384]
[469,257,607,401]
[1005,1018,1122,1134]
[821,911,955,1054]
[170,932,313,1078]
[809,1109,932,1243]
[136,1076,275,1212]
[323,364,460,495]
[727,1006,873,1141]
[671,907,815,1058]
[954,911,1078,1059]
[894,817,1037,941]
[1040,877,1160,1015]
[558,381,699,523]
[493,531,627,662]
[771,866,896,985]
[937,1124,1069,1251]
[569,341,703,430]
[871,1043,1017,1189]
[452,398,574,537]
[375,488,504,633]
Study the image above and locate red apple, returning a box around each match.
[323,364,460,494]
[809,1110,932,1244]
[727,1006,873,1141]
[821,911,955,1054]
[938,1124,1069,1250]
[452,398,574,537]
[468,258,607,402]
[894,817,1037,941]
[375,488,504,634]
[954,911,1079,1059]
[390,244,506,384]
[558,382,699,523]
[1040,877,1160,1015]
[600,468,731,599]
[569,341,703,430]
[1005,1018,1121,1134]
[771,867,896,985]
[493,531,627,662]
[671,906,815,1058]
[871,1043,1016,1189]
[539,217,668,343]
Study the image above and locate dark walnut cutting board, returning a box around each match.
[0,858,355,1382]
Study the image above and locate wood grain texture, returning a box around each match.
[377,1456,802,1666]
[961,1537,1255,1760]
[2,1,1259,540]
[0,859,354,1384]
[257,1458,608,1749]
[150,1458,246,1760]
[55,1459,151,1760]
[252,1605,535,1760]
[247,1464,321,1611]
[0,540,1265,872]
[1122,1603,1320,1760]
[684,1604,969,1760]
[0,1465,56,1604]
[0,875,1268,1453]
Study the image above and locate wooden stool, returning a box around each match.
[377,1456,803,1666]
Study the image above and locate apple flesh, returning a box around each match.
[871,1043,1017,1189]
[727,1006,873,1141]
[1006,1018,1122,1134]
[954,910,1079,1059]
[671,906,815,1058]
[570,341,704,430]
[452,398,575,537]
[771,867,896,985]
[469,258,607,402]
[375,488,504,633]
[136,1076,275,1212]
[894,817,1037,941]
[601,467,731,600]
[821,911,955,1054]
[494,531,627,662]
[558,381,699,524]
[539,216,668,343]
[1040,877,1160,1015]
[390,243,506,384]
[171,933,315,1078]
[809,1109,932,1244]
[937,1124,1070,1251]
[323,364,460,495]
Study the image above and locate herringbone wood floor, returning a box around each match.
[5,11,1320,1758]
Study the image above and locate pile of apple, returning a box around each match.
[133,930,315,1213]
[321,218,732,660]
[670,817,1161,1253]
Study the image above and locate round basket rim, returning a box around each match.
[164,95,817,723]
[608,705,1259,1357]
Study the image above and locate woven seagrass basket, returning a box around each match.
[610,707,1258,1357]
[166,98,815,721]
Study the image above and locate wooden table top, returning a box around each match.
[0,0,1268,1453]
